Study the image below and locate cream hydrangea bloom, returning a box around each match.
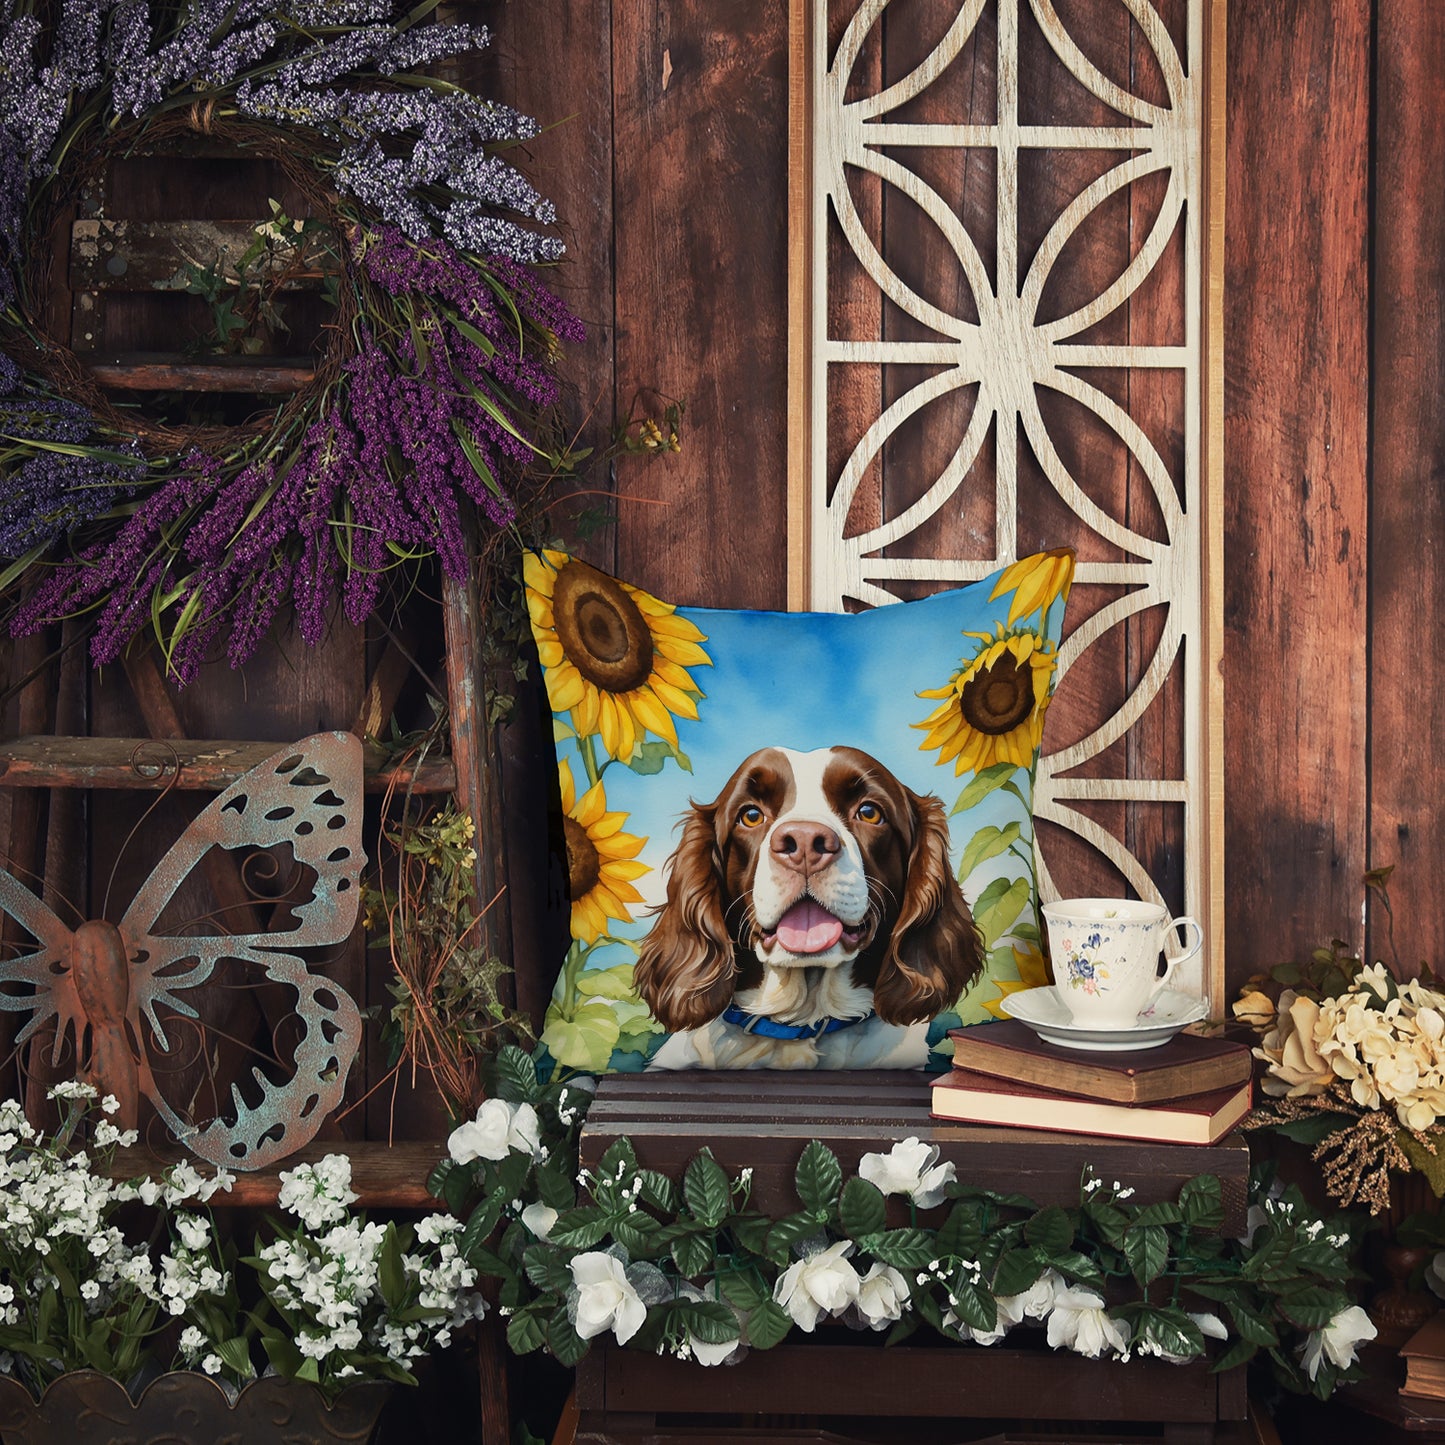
[1312,967,1445,1128]
[1260,964,1445,1130]
[1254,991,1334,1098]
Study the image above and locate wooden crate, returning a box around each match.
[576,1071,1250,1444]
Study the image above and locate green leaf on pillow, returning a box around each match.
[949,762,1018,816]
[972,875,1032,948]
[575,964,642,1001]
[625,739,693,776]
[956,822,1022,884]
[541,998,621,1072]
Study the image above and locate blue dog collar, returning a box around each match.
[720,1004,872,1041]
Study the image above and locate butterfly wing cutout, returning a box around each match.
[0,872,78,1051]
[113,731,367,1170]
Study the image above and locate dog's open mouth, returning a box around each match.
[760,899,865,957]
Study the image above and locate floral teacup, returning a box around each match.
[1042,898,1203,1029]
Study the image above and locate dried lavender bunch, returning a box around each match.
[1,3,581,682]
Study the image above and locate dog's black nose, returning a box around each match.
[769,821,841,873]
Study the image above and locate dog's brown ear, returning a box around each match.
[872,791,983,1026]
[634,805,738,1031]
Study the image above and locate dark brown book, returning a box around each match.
[1401,1312,1445,1399]
[929,1068,1252,1145]
[947,1021,1253,1105]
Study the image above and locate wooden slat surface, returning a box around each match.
[581,1071,1249,1232]
[1222,2,1372,966]
[86,355,314,392]
[581,1338,1242,1422]
[0,735,455,793]
[1370,1,1445,974]
[106,1138,444,1209]
[612,0,790,609]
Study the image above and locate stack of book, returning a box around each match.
[929,1020,1254,1145]
[1401,1313,1445,1401]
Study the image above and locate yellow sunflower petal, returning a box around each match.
[587,809,628,841]
[653,636,712,669]
[596,693,631,763]
[544,659,587,712]
[573,684,601,738]
[644,609,706,639]
[627,687,680,747]
[648,676,701,720]
[599,857,651,881]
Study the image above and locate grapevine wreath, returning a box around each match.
[0,0,580,683]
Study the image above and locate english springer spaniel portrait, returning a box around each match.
[634,745,983,1069]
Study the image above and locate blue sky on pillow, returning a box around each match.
[525,549,1074,1075]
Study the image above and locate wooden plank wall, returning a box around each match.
[493,0,1442,992]
[3,0,1437,1113]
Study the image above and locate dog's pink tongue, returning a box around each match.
[775,899,845,955]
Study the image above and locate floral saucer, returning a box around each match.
[1000,986,1209,1052]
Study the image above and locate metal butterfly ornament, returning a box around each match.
[0,733,365,1170]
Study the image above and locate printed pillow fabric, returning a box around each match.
[526,548,1074,1074]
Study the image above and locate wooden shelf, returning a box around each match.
[107,1138,447,1209]
[0,736,456,794]
[86,354,315,393]
[582,1070,1252,1232]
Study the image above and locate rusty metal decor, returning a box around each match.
[788,0,1226,1006]
[0,733,364,1169]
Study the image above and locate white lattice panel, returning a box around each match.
[790,0,1224,1004]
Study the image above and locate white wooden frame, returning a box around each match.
[787,0,1226,1010]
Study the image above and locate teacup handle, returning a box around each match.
[1152,915,1204,998]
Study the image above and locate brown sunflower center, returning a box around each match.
[563,815,601,899]
[959,651,1035,736]
[552,561,655,693]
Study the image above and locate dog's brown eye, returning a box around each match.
[738,805,765,829]
[856,801,885,825]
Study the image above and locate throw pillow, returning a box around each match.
[525,547,1074,1073]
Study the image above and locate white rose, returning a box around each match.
[1300,1304,1377,1381]
[857,1137,955,1209]
[520,1203,558,1240]
[569,1252,646,1345]
[963,1267,1064,1344]
[854,1262,910,1330]
[774,1241,861,1332]
[1045,1285,1131,1359]
[448,1100,543,1165]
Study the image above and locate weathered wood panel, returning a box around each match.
[582,1070,1250,1230]
[612,0,792,610]
[478,0,619,1033]
[1222,1,1371,972]
[1369,0,1445,976]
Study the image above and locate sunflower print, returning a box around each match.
[914,626,1059,775]
[525,550,712,763]
[989,548,1075,627]
[559,761,650,943]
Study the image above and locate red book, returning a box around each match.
[947,1021,1253,1106]
[929,1068,1252,1145]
